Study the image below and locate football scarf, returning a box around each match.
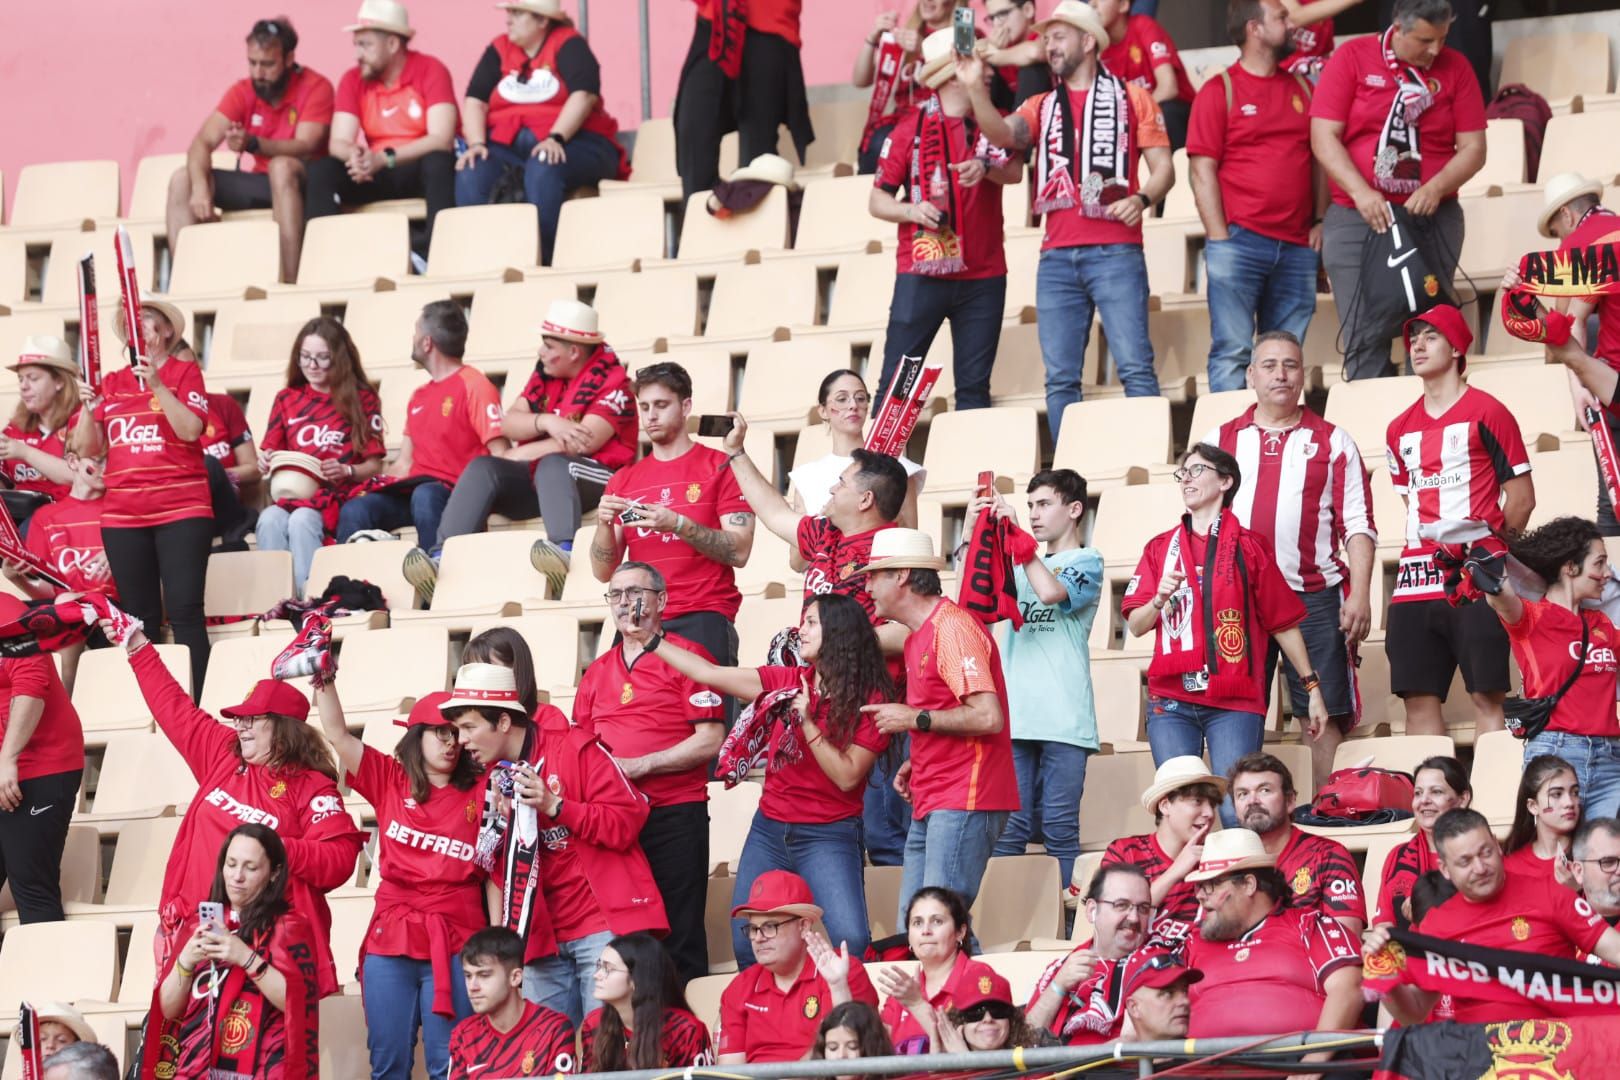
[0,592,137,658]
[1501,238,1620,345]
[715,631,805,786]
[907,101,968,276]
[862,33,909,153]
[708,0,747,79]
[957,505,1038,630]
[14,1002,41,1080]
[1364,927,1620,1019]
[1372,27,1432,195]
[523,345,624,424]
[1146,510,1256,698]
[477,752,546,949]
[1034,65,1132,219]
[867,354,941,456]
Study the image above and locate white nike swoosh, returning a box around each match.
[467,1066,490,1074]
[382,106,399,117]
[410,407,424,415]
[1386,249,1417,269]
[29,805,52,816]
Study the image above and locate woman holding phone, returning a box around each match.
[787,370,925,528]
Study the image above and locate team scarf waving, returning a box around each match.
[0,592,139,658]
[715,630,805,786]
[1034,63,1132,219]
[1372,26,1432,196]
[1501,239,1620,345]
[1376,1016,1620,1080]
[957,505,1038,630]
[861,32,909,153]
[907,100,969,276]
[1364,926,1620,1019]
[1146,509,1255,698]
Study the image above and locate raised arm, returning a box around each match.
[622,625,766,701]
[1280,0,1363,26]
[960,55,1032,151]
[721,414,804,544]
[126,629,237,777]
[312,682,364,781]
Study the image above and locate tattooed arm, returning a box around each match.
[675,511,757,568]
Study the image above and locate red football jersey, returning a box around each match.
[405,366,504,486]
[717,954,878,1062]
[259,383,385,464]
[448,1000,578,1079]
[1504,599,1620,738]
[579,1006,713,1069]
[1275,827,1367,925]
[1185,906,1359,1038]
[1029,943,1131,1044]
[0,417,72,500]
[1185,65,1314,246]
[201,392,252,462]
[0,653,83,780]
[334,50,456,152]
[796,517,893,623]
[1102,15,1195,103]
[874,111,1010,279]
[95,359,213,527]
[1102,832,1200,943]
[1376,831,1437,926]
[1563,207,1620,369]
[880,952,1003,1055]
[23,495,114,597]
[214,66,336,173]
[753,665,888,824]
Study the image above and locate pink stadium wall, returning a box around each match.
[1,0,900,211]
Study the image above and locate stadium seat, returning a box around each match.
[166,220,281,302]
[1052,396,1173,489]
[319,995,373,1078]
[1079,751,1157,851]
[375,366,432,452]
[979,950,1073,1004]
[199,632,299,714]
[1091,481,1186,575]
[1063,852,1106,943]
[708,780,763,874]
[299,539,418,617]
[672,187,791,263]
[1525,448,1597,530]
[74,732,196,836]
[550,192,667,271]
[784,174,891,255]
[1188,388,1255,441]
[337,625,451,717]
[592,268,701,349]
[8,160,119,229]
[393,530,554,631]
[733,595,802,667]
[1471,729,1521,829]
[1498,32,1611,115]
[735,338,854,433]
[0,919,118,1014]
[40,228,157,309]
[422,203,540,285]
[919,407,1040,498]
[705,874,739,974]
[1360,832,1407,926]
[1143,220,1195,295]
[204,550,295,639]
[683,972,732,1032]
[463,277,579,369]
[50,817,183,929]
[275,213,412,295]
[694,259,820,343]
[1323,375,1422,470]
[70,643,192,746]
[524,530,615,619]
[604,117,677,191]
[1457,187,1542,283]
[0,236,27,309]
[327,893,375,988]
[209,294,321,366]
[0,824,99,929]
[970,855,1063,950]
[1460,118,1528,195]
[1335,734,1455,775]
[1160,149,1198,221]
[794,252,895,336]
[1536,112,1620,191]
[1139,299,1208,401]
[1468,366,1584,445]
[466,614,583,694]
[1003,232,1042,318]
[1093,664,1147,750]
[208,319,310,384]
[341,288,450,372]
[803,98,870,172]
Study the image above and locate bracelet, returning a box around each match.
[344,463,354,480]
[1300,671,1322,693]
[176,960,195,980]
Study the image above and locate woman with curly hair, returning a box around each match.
[622,591,893,965]
[254,317,385,593]
[1484,515,1620,818]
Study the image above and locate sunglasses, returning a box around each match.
[958,1002,1016,1023]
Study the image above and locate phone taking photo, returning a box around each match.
[619,504,648,525]
[976,470,996,499]
[953,7,976,54]
[696,414,736,438]
[198,900,225,930]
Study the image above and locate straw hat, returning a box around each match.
[441,662,526,716]
[730,869,825,921]
[111,299,187,345]
[539,299,603,346]
[1139,755,1227,813]
[345,0,416,38]
[8,334,78,377]
[1538,172,1605,238]
[917,28,962,90]
[729,154,799,191]
[496,0,572,23]
[1184,828,1277,883]
[267,451,325,503]
[862,528,946,572]
[1036,0,1111,55]
[33,1002,96,1046]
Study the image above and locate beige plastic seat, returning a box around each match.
[1539,112,1620,191]
[694,260,819,342]
[0,824,100,930]
[276,213,411,295]
[392,530,554,630]
[1141,299,1209,401]
[209,294,321,367]
[319,995,373,1074]
[733,595,803,667]
[607,117,677,189]
[980,950,1072,999]
[198,632,299,715]
[522,529,611,617]
[1456,188,1542,283]
[970,855,1063,950]
[708,780,763,874]
[204,549,296,641]
[1079,751,1157,851]
[0,236,26,309]
[70,643,192,746]
[464,278,580,367]
[551,192,667,270]
[919,406,1040,498]
[785,175,891,255]
[422,203,540,284]
[466,614,583,695]
[1460,118,1528,196]
[1323,375,1423,470]
[1470,729,1522,828]
[1062,852,1107,943]
[376,367,433,451]
[802,98,869,171]
[592,269,701,349]
[705,874,739,974]
[1093,664,1147,750]
[815,252,897,332]
[1002,174,1032,233]
[73,732,197,836]
[302,538,419,611]
[0,920,118,1015]
[207,321,308,388]
[1498,32,1611,114]
[1524,448,1595,530]
[48,817,182,929]
[1160,149,1198,220]
[1188,389,1256,442]
[1090,480,1186,576]
[166,220,281,301]
[1334,734,1455,775]
[673,187,790,263]
[338,625,451,716]
[9,160,119,228]
[1143,219,1194,296]
[1052,397,1173,489]
[683,973,731,1033]
[1468,366,1584,445]
[0,314,68,372]
[863,864,904,940]
[40,228,157,308]
[1003,232,1042,318]
[735,338,855,433]
[341,289,450,372]
[120,150,244,224]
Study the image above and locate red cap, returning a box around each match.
[220,679,311,722]
[394,691,454,729]
[952,969,1014,1011]
[1404,303,1474,371]
[1118,948,1203,998]
[730,869,824,920]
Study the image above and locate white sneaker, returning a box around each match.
[345,529,394,544]
[528,539,570,600]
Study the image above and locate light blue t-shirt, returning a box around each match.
[996,546,1104,749]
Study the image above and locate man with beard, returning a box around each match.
[1183,829,1361,1058]
[1227,752,1364,935]
[1187,0,1324,394]
[168,18,334,283]
[1572,818,1620,927]
[1025,865,1155,1044]
[307,0,458,255]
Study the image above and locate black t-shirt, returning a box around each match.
[465,35,602,103]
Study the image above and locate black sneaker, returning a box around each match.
[402,547,439,607]
[528,539,570,600]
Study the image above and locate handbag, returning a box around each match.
[1503,617,1590,741]
[1304,766,1415,822]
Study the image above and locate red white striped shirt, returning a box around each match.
[1384,387,1531,603]
[1207,406,1375,592]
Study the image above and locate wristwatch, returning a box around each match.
[244,134,261,155]
[915,710,933,732]
[548,797,564,820]
[383,147,397,169]
[1134,193,1152,210]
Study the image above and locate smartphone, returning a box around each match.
[696,414,736,438]
[953,7,975,55]
[495,760,531,773]
[976,470,996,499]
[198,900,225,929]
[619,504,647,525]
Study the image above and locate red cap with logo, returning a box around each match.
[220,679,311,722]
[729,869,824,920]
[1119,948,1204,997]
[952,969,1014,1011]
[1404,303,1474,371]
[394,691,454,729]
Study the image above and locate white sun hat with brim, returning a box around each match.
[34,1001,96,1045]
[441,662,528,718]
[111,299,187,345]
[1537,172,1605,238]
[862,528,946,572]
[267,451,325,503]
[539,299,603,345]
[345,0,416,38]
[8,335,78,377]
[1035,0,1111,55]
[1139,754,1228,813]
[1184,828,1277,884]
[496,0,572,23]
[730,154,799,191]
[917,28,963,90]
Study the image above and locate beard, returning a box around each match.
[1274,35,1296,61]
[1199,907,1241,942]
[252,67,293,102]
[1048,52,1081,80]
[1240,805,1283,834]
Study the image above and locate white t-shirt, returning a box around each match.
[788,452,926,516]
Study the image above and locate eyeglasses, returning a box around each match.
[230,716,271,730]
[1193,875,1241,898]
[984,6,1019,23]
[593,960,628,975]
[605,587,664,604]
[1173,463,1216,483]
[743,919,792,941]
[298,351,334,369]
[958,1002,1016,1023]
[1582,856,1620,874]
[1093,898,1155,919]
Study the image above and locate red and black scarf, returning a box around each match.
[707,0,748,79]
[524,345,623,424]
[1034,64,1132,219]
[1147,509,1255,698]
[862,32,909,152]
[477,742,546,949]
[957,506,1038,630]
[1364,927,1620,1019]
[907,101,969,276]
[1372,27,1433,196]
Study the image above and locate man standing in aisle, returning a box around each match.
[862,528,1019,921]
[1189,0,1324,393]
[1206,331,1374,786]
[964,0,1174,441]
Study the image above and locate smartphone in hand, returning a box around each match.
[953,6,975,54]
[696,414,736,438]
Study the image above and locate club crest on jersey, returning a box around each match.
[465,800,479,823]
[686,482,702,503]
[1512,916,1531,941]
[1129,44,1143,63]
[1215,609,1245,663]
[1291,94,1304,113]
[1299,440,1318,459]
[521,1049,537,1074]
[620,682,634,705]
[1424,274,1440,297]
[269,781,287,799]
[1234,947,1250,963]
[441,396,454,417]
[1292,866,1313,894]
[547,774,563,796]
[803,994,821,1019]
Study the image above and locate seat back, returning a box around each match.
[424,203,540,280]
[795,175,892,252]
[1188,389,1257,442]
[42,229,156,306]
[1525,448,1597,531]
[1333,734,1456,775]
[626,118,677,185]
[205,550,295,621]
[305,538,419,608]
[105,816,185,906]
[296,213,412,287]
[73,644,192,730]
[1499,32,1611,106]
[1053,397,1173,477]
[10,160,119,227]
[707,781,763,874]
[466,614,583,692]
[969,855,1064,947]
[553,193,667,268]
[1323,376,1424,470]
[592,269,701,346]
[704,260,819,338]
[168,220,280,297]
[199,633,301,714]
[676,187,790,261]
[920,407,1040,494]
[93,733,197,816]
[1079,752,1157,850]
[340,626,452,709]
[825,253,897,329]
[434,530,555,607]
[464,278,579,364]
[211,294,321,365]
[1471,729,1521,828]
[0,920,118,1013]
[735,338,853,431]
[342,289,451,372]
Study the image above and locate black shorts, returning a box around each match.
[211,169,273,211]
[1265,586,1357,729]
[1386,597,1511,699]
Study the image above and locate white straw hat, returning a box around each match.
[862,528,946,572]
[345,0,416,38]
[730,154,799,191]
[267,451,325,503]
[34,1001,96,1045]
[539,299,603,345]
[1139,755,1228,813]
[917,28,961,90]
[441,662,526,716]
[8,335,78,376]
[111,299,187,345]
[1185,828,1277,883]
[1036,0,1111,55]
[1538,172,1605,238]
[496,0,572,23]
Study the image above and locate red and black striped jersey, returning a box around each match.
[448,1001,578,1078]
[1101,832,1200,943]
[1275,827,1367,925]
[259,383,385,464]
[579,1006,714,1070]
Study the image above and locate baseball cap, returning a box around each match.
[220,679,311,722]
[1119,949,1203,998]
[1404,304,1474,370]
[395,691,454,729]
[952,968,1014,1012]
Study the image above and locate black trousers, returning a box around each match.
[674,21,807,199]
[205,456,257,548]
[304,150,457,247]
[103,517,213,695]
[0,769,82,923]
[640,801,710,986]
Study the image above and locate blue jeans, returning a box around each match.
[898,809,1010,928]
[454,128,623,265]
[254,505,325,595]
[335,480,452,550]
[877,273,1006,411]
[1204,225,1320,392]
[1146,696,1264,828]
[731,811,869,967]
[994,740,1090,888]
[863,747,910,867]
[1036,244,1158,441]
[523,929,613,1026]
[362,952,472,1080]
[1524,731,1620,821]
